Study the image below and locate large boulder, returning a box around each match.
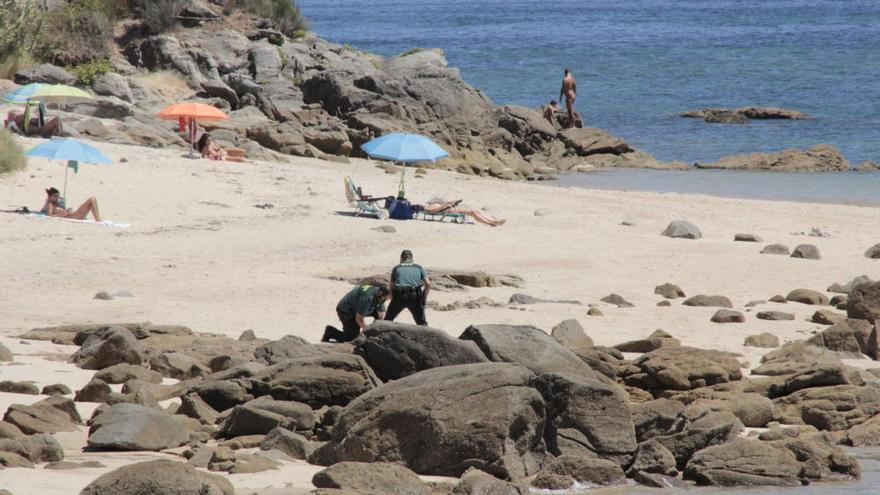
[357,321,488,381]
[254,334,340,364]
[684,439,801,486]
[254,354,380,408]
[219,397,313,438]
[631,399,686,442]
[14,64,75,85]
[312,462,431,495]
[614,330,681,354]
[459,324,600,378]
[786,288,829,305]
[455,467,527,495]
[79,459,234,495]
[621,347,743,395]
[3,397,81,434]
[806,319,873,356]
[753,341,843,376]
[661,221,702,239]
[312,363,546,479]
[774,384,880,431]
[94,363,162,384]
[532,455,625,488]
[70,326,145,370]
[150,352,211,379]
[193,380,253,412]
[848,281,880,324]
[87,403,190,451]
[558,127,633,156]
[768,364,864,399]
[549,319,593,355]
[91,73,133,102]
[653,411,744,468]
[531,372,636,462]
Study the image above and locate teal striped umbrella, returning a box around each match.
[2,83,47,104]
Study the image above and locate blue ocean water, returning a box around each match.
[298,0,880,165]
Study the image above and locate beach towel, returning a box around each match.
[26,213,129,228]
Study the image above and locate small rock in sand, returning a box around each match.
[534,209,552,216]
[811,310,845,325]
[661,221,702,239]
[621,221,637,227]
[744,333,780,348]
[711,309,745,323]
[46,460,106,470]
[745,300,766,307]
[734,233,763,242]
[0,381,39,395]
[41,384,72,396]
[865,243,880,259]
[769,295,787,303]
[93,291,114,301]
[371,225,397,233]
[655,283,685,299]
[791,244,821,260]
[657,300,671,307]
[760,243,790,255]
[600,293,634,308]
[239,329,256,341]
[786,289,829,305]
[756,311,795,321]
[587,307,604,316]
[682,295,733,308]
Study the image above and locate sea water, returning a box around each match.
[299,0,880,205]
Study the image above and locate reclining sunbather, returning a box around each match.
[5,102,60,138]
[419,198,506,226]
[41,187,101,221]
[197,133,246,162]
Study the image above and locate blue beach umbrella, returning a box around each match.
[361,133,449,198]
[2,83,47,104]
[26,138,112,200]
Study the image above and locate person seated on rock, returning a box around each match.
[40,187,101,221]
[543,100,559,127]
[322,283,391,343]
[417,197,506,227]
[5,102,61,138]
[197,133,246,163]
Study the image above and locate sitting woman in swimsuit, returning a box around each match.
[197,133,246,162]
[41,187,101,221]
[420,198,506,227]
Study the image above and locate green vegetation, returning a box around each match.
[398,47,426,57]
[67,59,114,86]
[230,0,308,39]
[0,0,44,77]
[0,130,27,175]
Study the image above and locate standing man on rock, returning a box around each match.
[559,68,577,129]
[385,250,431,326]
[322,283,391,343]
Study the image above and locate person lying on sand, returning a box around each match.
[41,187,101,221]
[197,133,246,162]
[419,198,506,226]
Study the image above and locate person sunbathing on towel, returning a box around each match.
[197,133,246,162]
[421,198,506,227]
[41,187,101,221]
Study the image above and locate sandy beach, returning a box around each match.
[2,135,879,493]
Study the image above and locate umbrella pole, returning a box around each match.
[63,162,69,201]
[398,161,406,199]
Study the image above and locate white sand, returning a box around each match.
[1,134,879,493]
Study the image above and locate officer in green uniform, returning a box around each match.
[385,250,431,325]
[322,283,390,342]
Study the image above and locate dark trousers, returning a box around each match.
[386,290,427,326]
[324,309,380,343]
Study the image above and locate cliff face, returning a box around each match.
[12,0,682,176]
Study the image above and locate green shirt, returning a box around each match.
[337,285,386,317]
[392,263,427,288]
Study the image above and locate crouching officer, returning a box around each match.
[385,250,431,326]
[322,283,391,343]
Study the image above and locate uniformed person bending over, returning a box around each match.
[385,250,431,326]
[322,283,390,343]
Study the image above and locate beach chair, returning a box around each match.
[344,176,389,219]
[414,200,472,224]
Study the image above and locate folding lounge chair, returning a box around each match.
[415,200,472,224]
[344,176,389,219]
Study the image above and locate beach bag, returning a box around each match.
[388,199,414,220]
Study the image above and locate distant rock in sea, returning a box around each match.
[680,106,813,124]
[695,144,849,172]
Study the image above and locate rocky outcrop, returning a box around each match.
[848,281,880,324]
[684,439,803,486]
[312,363,546,479]
[621,347,743,395]
[70,326,146,370]
[695,145,850,172]
[312,462,432,495]
[252,354,380,407]
[87,403,190,451]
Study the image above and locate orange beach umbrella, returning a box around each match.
[157,103,228,157]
